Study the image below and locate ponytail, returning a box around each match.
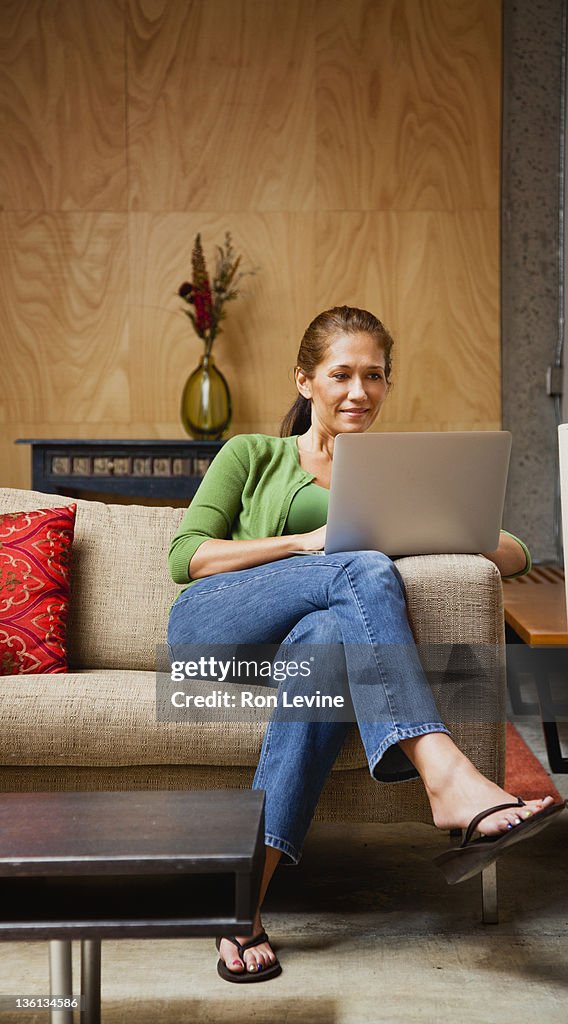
[280,396,312,437]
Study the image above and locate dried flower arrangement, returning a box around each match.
[178,232,256,355]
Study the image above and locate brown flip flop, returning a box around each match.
[433,797,567,884]
[215,931,282,983]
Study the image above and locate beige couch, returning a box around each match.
[0,487,506,836]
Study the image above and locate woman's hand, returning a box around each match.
[298,524,326,552]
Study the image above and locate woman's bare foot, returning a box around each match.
[218,915,277,975]
[400,733,556,836]
[429,764,554,835]
[217,844,282,976]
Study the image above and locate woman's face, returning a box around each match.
[296,331,388,438]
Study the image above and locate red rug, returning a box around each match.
[504,723,562,802]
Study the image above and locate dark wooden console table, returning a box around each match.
[16,439,226,501]
[0,789,265,1023]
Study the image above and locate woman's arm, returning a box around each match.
[168,438,250,584]
[189,525,326,579]
[481,530,530,577]
[168,437,327,583]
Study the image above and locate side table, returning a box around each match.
[0,789,265,1023]
[503,565,568,773]
[15,439,226,501]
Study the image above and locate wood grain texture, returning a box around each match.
[127,0,316,212]
[316,0,501,211]
[129,213,315,432]
[315,209,500,430]
[0,0,502,490]
[0,0,127,211]
[0,213,129,423]
[0,440,29,491]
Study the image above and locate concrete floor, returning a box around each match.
[1,717,567,1024]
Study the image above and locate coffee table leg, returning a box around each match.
[81,940,101,1024]
[48,941,73,1024]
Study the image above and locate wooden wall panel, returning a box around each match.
[128,213,316,432]
[127,0,316,212]
[0,0,502,491]
[1,441,28,491]
[315,210,500,430]
[0,0,127,211]
[0,213,129,423]
[316,0,500,211]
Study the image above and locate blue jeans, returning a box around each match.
[167,550,449,864]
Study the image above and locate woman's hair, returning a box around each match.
[280,305,394,437]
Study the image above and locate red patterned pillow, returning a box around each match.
[0,505,76,675]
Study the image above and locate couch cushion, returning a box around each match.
[0,489,184,671]
[0,504,76,674]
[0,669,369,770]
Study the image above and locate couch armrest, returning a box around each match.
[396,552,504,645]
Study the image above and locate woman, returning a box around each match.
[167,306,564,983]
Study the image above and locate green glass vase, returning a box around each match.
[180,352,232,440]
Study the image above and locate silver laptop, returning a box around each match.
[323,431,512,557]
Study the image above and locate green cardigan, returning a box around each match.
[169,434,313,585]
[168,433,531,587]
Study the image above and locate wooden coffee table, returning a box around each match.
[0,789,265,1023]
